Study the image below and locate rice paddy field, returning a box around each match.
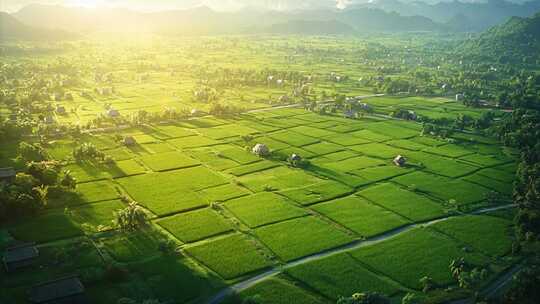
[0,35,519,304]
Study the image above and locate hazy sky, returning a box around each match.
[0,0,345,12]
[0,0,528,13]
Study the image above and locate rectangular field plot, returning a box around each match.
[128,255,218,303]
[287,253,402,300]
[167,136,223,149]
[431,215,513,257]
[254,216,354,261]
[199,124,259,140]
[324,133,371,146]
[140,151,200,171]
[152,124,197,139]
[198,183,251,202]
[279,180,353,206]
[405,151,479,177]
[269,131,319,147]
[109,159,147,177]
[226,160,280,176]
[349,129,391,142]
[218,145,260,164]
[349,165,413,184]
[349,143,405,159]
[289,126,337,138]
[311,196,409,237]
[68,199,125,232]
[76,180,119,203]
[320,150,359,162]
[101,231,163,263]
[463,172,513,195]
[236,166,322,192]
[423,144,474,158]
[349,227,489,289]
[64,163,112,183]
[314,156,385,172]
[459,153,511,167]
[392,171,490,206]
[9,210,83,243]
[224,192,306,228]
[156,208,233,243]
[187,146,240,171]
[228,277,326,304]
[185,233,272,279]
[118,167,227,215]
[476,168,515,183]
[358,183,446,221]
[251,136,290,151]
[362,121,419,139]
[302,142,344,156]
[386,139,429,151]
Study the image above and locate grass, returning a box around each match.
[167,136,222,149]
[129,255,218,303]
[236,166,321,192]
[349,165,414,183]
[459,153,511,167]
[226,160,280,176]
[302,141,344,156]
[358,183,446,221]
[254,216,354,261]
[109,159,146,177]
[198,183,251,202]
[224,192,307,228]
[76,180,119,203]
[324,133,371,146]
[405,151,479,178]
[349,227,490,289]
[140,151,200,171]
[224,277,327,304]
[9,210,83,243]
[431,215,513,257]
[218,145,260,164]
[68,199,125,232]
[423,144,474,158]
[392,171,490,206]
[101,230,162,263]
[270,130,319,147]
[185,233,272,279]
[349,129,391,142]
[279,180,353,206]
[463,172,513,195]
[156,208,233,243]
[287,253,402,300]
[311,196,410,237]
[117,167,227,215]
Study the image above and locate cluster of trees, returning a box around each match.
[0,160,76,221]
[72,142,108,163]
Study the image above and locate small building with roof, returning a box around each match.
[56,105,66,115]
[393,155,407,167]
[123,136,136,146]
[3,242,39,272]
[252,143,269,157]
[0,167,16,184]
[107,109,120,118]
[28,275,86,304]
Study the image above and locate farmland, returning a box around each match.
[0,33,521,304]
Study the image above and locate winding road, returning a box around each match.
[207,204,516,304]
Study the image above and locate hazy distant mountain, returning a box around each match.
[0,11,76,41]
[356,0,540,31]
[10,4,445,35]
[462,12,540,62]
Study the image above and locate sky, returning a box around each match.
[0,0,529,13]
[0,0,342,12]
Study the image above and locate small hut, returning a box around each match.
[252,143,269,157]
[290,153,302,162]
[0,167,16,184]
[56,105,66,115]
[107,109,120,118]
[3,242,39,272]
[393,155,407,167]
[123,136,136,146]
[190,109,200,116]
[28,275,86,304]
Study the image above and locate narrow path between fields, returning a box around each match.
[206,204,515,304]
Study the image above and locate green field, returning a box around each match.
[0,33,519,304]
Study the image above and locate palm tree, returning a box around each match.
[114,202,148,231]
